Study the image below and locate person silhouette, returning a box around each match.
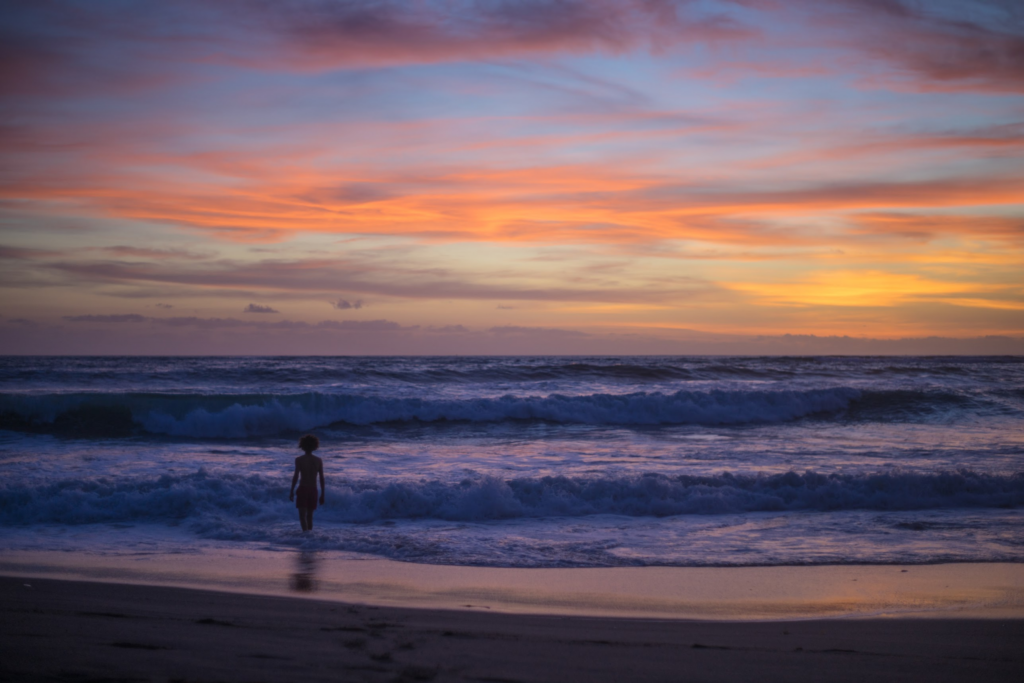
[289,434,325,531]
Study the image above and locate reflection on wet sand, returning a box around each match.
[289,551,318,593]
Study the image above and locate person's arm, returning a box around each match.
[318,458,325,505]
[289,459,299,501]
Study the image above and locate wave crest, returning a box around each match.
[1,387,865,437]
[2,469,1020,526]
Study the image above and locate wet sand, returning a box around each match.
[2,575,1023,683]
[3,548,1023,620]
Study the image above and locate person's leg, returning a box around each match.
[305,509,314,531]
[298,507,309,531]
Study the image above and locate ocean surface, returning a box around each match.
[1,356,1022,568]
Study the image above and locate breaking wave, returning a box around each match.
[0,388,857,437]
[0,386,983,438]
[2,469,1021,527]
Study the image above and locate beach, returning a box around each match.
[3,555,1023,681]
[3,574,1023,683]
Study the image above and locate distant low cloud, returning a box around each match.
[317,319,407,331]
[160,316,306,329]
[488,325,590,337]
[61,313,413,333]
[63,313,289,328]
[331,299,363,310]
[64,314,147,323]
[18,314,1024,355]
[497,304,515,310]
[244,303,279,313]
[155,303,173,309]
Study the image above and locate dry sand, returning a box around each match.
[2,575,1023,683]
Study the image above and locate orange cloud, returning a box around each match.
[850,212,1024,245]
[6,131,1022,249]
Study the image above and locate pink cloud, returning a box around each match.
[827,0,1024,93]
[7,1,1018,94]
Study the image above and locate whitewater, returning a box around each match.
[1,355,1022,567]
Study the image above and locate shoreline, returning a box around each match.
[2,548,1023,620]
[3,575,1023,682]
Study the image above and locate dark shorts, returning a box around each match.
[295,485,318,510]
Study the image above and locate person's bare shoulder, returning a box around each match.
[315,455,324,468]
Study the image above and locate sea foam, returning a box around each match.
[3,469,1021,526]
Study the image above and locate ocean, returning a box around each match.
[1,355,1022,569]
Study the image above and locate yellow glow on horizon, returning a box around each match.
[731,271,1005,308]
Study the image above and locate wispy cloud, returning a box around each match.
[6,1,1019,95]
[2,1,1022,346]
[820,0,1024,92]
[849,212,1024,245]
[38,254,724,305]
[97,246,211,260]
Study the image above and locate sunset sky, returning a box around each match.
[2,0,1023,354]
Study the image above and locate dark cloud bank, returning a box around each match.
[1,315,1019,355]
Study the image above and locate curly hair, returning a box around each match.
[298,434,320,452]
